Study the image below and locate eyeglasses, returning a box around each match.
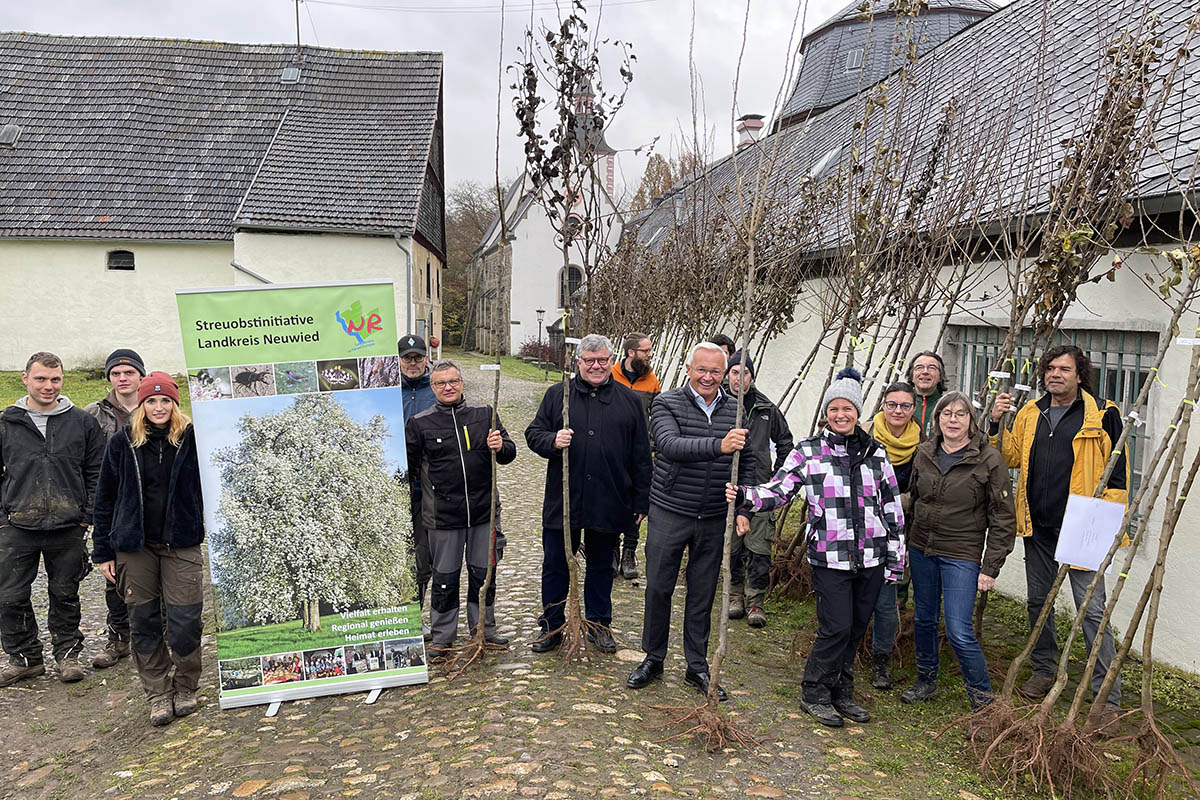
[913,364,941,373]
[400,354,425,363]
[432,378,462,389]
[577,356,611,367]
[634,347,653,355]
[940,409,971,420]
[883,401,914,412]
[690,367,723,377]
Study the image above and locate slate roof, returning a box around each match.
[0,33,443,241]
[777,0,996,125]
[633,0,1200,254]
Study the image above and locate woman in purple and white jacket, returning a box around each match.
[727,367,905,729]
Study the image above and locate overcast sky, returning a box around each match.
[1,0,848,198]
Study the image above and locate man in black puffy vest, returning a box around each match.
[626,342,754,700]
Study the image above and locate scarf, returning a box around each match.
[871,412,920,466]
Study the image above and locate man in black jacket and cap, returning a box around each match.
[525,334,653,654]
[627,341,754,700]
[725,351,793,628]
[405,359,517,656]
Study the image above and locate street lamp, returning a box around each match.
[535,308,546,380]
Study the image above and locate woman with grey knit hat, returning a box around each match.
[727,367,906,727]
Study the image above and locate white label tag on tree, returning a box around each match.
[972,399,983,409]
[989,371,1011,379]
[1177,337,1200,346]
[564,337,582,345]
[1128,411,1145,427]
[480,364,501,371]
[1014,383,1033,392]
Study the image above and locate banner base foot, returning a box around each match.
[364,688,382,705]
[265,701,281,717]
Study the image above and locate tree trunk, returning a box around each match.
[304,598,322,632]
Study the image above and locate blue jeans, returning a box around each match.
[872,582,898,656]
[909,547,993,708]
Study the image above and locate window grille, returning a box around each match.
[106,250,135,271]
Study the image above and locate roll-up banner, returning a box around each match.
[176,280,426,709]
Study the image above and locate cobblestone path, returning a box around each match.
[2,365,1013,800]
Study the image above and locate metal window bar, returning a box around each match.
[947,325,1153,492]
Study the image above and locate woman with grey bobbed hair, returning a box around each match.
[900,390,1016,712]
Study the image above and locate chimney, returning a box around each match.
[736,114,765,149]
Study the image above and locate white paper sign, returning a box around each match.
[564,337,582,345]
[989,370,1011,379]
[479,364,501,371]
[1013,383,1033,392]
[1055,495,1125,572]
[1177,337,1200,346]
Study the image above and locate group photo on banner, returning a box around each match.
[175,280,427,709]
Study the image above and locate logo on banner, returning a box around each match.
[336,300,383,350]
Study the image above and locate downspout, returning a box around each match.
[394,233,414,335]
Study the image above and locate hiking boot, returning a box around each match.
[900,679,939,704]
[729,594,746,620]
[1086,705,1122,737]
[800,699,843,727]
[587,627,617,654]
[57,657,85,683]
[531,633,562,653]
[746,606,767,628]
[0,661,45,687]
[870,653,894,690]
[150,696,174,727]
[427,642,454,664]
[620,547,639,580]
[174,687,199,717]
[92,639,130,669]
[1020,672,1055,700]
[833,697,871,723]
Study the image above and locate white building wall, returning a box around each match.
[755,248,1200,673]
[233,230,412,344]
[0,238,231,372]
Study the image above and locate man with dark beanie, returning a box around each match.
[0,352,105,687]
[724,351,792,628]
[399,335,436,638]
[85,347,146,668]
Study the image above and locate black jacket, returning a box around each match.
[738,385,794,484]
[649,386,756,519]
[405,399,517,530]
[91,425,205,563]
[525,376,653,532]
[0,403,104,530]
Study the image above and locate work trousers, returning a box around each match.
[540,527,617,635]
[641,504,724,674]
[428,524,499,645]
[1025,532,1121,705]
[0,525,87,666]
[730,512,773,609]
[411,506,432,609]
[102,579,131,643]
[871,582,899,657]
[910,548,992,708]
[803,564,884,704]
[116,543,204,701]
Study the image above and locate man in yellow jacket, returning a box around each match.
[990,344,1127,721]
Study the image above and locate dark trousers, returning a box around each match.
[730,512,773,608]
[910,548,992,708]
[411,509,431,609]
[540,527,617,634]
[0,525,88,665]
[1025,533,1121,705]
[804,564,884,704]
[871,582,899,656]
[117,543,204,700]
[102,579,131,642]
[641,504,724,674]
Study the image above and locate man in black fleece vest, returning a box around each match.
[626,342,754,701]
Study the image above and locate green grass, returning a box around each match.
[216,605,420,660]
[446,346,561,385]
[0,369,193,417]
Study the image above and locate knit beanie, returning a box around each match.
[726,350,755,377]
[137,371,180,406]
[105,348,146,378]
[822,367,864,415]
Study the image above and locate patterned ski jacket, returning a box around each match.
[735,426,906,580]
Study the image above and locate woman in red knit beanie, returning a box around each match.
[92,371,206,726]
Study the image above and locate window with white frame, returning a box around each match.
[845,48,864,72]
[946,324,1157,491]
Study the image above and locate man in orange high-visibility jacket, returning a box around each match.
[610,332,661,579]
